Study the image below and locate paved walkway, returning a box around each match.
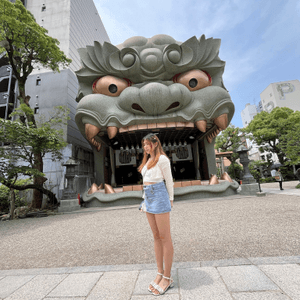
[0,256,300,299]
[1,181,299,299]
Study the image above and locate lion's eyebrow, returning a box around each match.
[75,34,227,102]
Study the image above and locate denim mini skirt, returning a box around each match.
[142,181,171,214]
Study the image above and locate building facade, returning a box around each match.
[242,79,300,164]
[241,103,258,127]
[2,0,110,200]
[259,79,300,113]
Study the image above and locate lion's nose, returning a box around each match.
[138,82,190,115]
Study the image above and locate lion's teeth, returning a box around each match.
[214,114,228,130]
[85,124,102,151]
[206,136,213,143]
[107,126,118,139]
[85,123,101,140]
[104,184,115,194]
[195,120,207,132]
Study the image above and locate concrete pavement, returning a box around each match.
[1,181,299,299]
[1,256,300,299]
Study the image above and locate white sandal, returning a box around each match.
[148,272,163,293]
[152,275,174,296]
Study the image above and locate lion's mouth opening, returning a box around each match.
[85,113,228,152]
[83,114,229,193]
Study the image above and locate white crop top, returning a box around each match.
[142,155,174,201]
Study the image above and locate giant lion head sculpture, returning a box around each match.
[75,34,237,206]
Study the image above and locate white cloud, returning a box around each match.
[94,0,299,92]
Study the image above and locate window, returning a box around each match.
[42,5,46,11]
[36,79,41,86]
[0,78,9,93]
[34,107,39,114]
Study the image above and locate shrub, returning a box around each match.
[227,163,243,181]
[260,177,275,183]
[0,179,31,213]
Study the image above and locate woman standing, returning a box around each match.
[138,133,174,296]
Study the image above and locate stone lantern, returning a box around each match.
[61,157,80,200]
[236,145,259,195]
[236,145,255,184]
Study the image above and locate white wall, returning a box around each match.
[241,103,258,127]
[260,79,300,113]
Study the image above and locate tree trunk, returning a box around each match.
[3,182,58,207]
[18,83,36,126]
[18,82,44,208]
[9,188,15,220]
[31,152,45,209]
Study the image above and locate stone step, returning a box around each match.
[58,199,81,213]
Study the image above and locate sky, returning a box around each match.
[94,0,300,128]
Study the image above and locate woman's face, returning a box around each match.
[143,139,156,155]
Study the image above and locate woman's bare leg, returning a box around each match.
[146,212,164,291]
[152,212,173,295]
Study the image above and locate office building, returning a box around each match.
[1,0,110,199]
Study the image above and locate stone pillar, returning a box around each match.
[237,145,260,195]
[109,147,116,187]
[203,137,217,176]
[192,140,201,180]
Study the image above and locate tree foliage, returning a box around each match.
[0,0,71,208]
[0,0,71,81]
[215,124,244,163]
[249,160,268,181]
[245,107,300,165]
[279,122,300,165]
[0,106,69,208]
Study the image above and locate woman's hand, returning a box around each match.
[170,200,173,208]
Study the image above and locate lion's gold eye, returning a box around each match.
[92,76,132,97]
[173,70,212,91]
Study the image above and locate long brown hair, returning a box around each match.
[138,133,168,172]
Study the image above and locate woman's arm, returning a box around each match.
[159,155,174,202]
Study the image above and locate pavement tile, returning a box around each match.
[232,291,291,300]
[0,275,35,299]
[172,261,201,269]
[201,258,252,267]
[258,264,300,300]
[68,265,110,273]
[131,295,180,299]
[45,298,86,300]
[0,267,71,277]
[133,269,178,295]
[178,267,232,300]
[217,265,279,292]
[86,270,139,300]
[249,256,300,265]
[48,272,102,297]
[4,274,67,300]
[68,263,157,273]
[102,263,157,272]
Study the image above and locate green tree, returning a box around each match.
[245,107,300,165]
[279,121,300,165]
[0,106,69,216]
[215,124,244,163]
[0,0,71,208]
